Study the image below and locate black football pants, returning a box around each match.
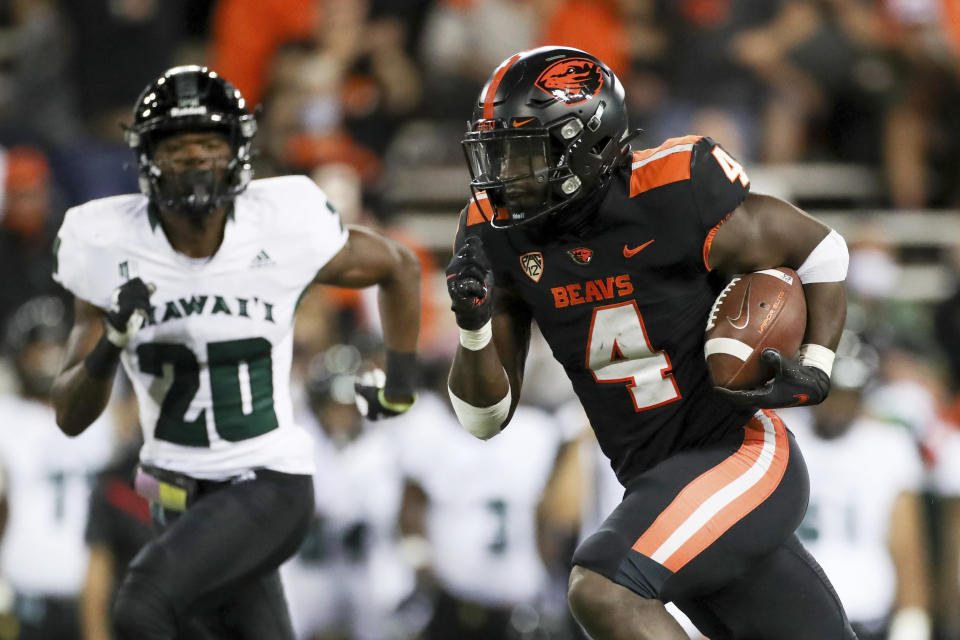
[573,410,857,639]
[112,469,313,640]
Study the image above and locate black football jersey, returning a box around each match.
[454,136,758,484]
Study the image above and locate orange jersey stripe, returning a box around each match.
[465,192,508,226]
[632,410,789,573]
[629,135,701,197]
[483,54,522,120]
[702,212,732,271]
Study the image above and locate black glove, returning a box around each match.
[446,235,494,330]
[104,278,155,347]
[715,348,830,409]
[354,369,416,421]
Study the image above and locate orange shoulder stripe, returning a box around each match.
[702,212,733,271]
[465,192,508,226]
[629,135,701,197]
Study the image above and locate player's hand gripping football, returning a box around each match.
[445,235,494,331]
[715,348,830,409]
[354,369,416,421]
[104,278,155,348]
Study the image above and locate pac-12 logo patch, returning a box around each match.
[567,248,593,265]
[520,252,544,282]
[535,58,603,105]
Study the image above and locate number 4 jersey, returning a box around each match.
[53,176,349,480]
[455,136,757,485]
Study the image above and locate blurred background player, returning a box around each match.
[79,378,151,640]
[49,65,421,639]
[0,296,115,640]
[281,347,417,640]
[393,379,571,640]
[783,332,932,640]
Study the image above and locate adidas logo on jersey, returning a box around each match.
[250,249,274,268]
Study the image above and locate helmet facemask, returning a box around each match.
[463,120,584,228]
[133,123,253,223]
[463,112,624,229]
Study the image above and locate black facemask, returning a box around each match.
[156,167,230,222]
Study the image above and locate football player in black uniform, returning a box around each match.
[445,47,856,639]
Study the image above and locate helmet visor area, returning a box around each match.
[463,132,554,219]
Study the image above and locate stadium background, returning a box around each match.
[1,0,960,639]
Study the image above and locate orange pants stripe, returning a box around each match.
[632,410,789,572]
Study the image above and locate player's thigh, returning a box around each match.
[125,470,313,610]
[689,535,856,640]
[573,411,807,602]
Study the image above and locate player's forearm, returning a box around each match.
[448,343,511,439]
[81,547,116,640]
[449,343,510,406]
[376,242,421,402]
[376,241,421,355]
[51,340,117,436]
[800,281,846,350]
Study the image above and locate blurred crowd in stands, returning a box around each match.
[2,0,960,638]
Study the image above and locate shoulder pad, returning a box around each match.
[628,135,701,197]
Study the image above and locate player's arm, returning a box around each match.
[80,544,116,640]
[51,279,154,436]
[938,496,960,636]
[708,193,848,407]
[887,490,933,640]
[446,235,532,439]
[313,224,421,413]
[51,299,117,436]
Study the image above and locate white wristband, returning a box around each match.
[888,607,931,640]
[397,534,432,571]
[459,320,492,351]
[799,343,835,376]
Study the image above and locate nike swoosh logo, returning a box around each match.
[725,281,751,330]
[623,239,654,258]
[791,393,810,406]
[512,118,536,127]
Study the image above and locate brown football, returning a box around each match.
[705,268,807,390]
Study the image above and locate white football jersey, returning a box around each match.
[0,395,114,596]
[53,176,348,479]
[282,414,413,640]
[395,393,561,607]
[785,409,924,623]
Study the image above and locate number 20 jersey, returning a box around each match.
[455,136,757,484]
[53,176,349,479]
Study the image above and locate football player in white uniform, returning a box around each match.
[50,66,421,640]
[393,390,564,639]
[281,355,415,640]
[0,296,115,640]
[783,337,931,640]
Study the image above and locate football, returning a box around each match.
[705,268,806,390]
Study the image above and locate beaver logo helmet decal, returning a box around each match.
[535,58,604,105]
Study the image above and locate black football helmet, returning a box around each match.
[462,46,633,228]
[125,65,257,218]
